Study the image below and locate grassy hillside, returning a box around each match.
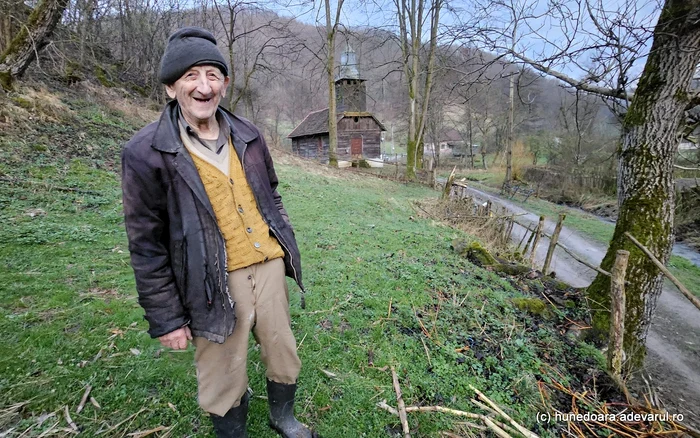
[1,84,628,437]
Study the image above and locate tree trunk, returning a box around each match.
[325,0,339,167]
[414,0,440,174]
[586,0,700,372]
[468,116,474,169]
[0,0,69,90]
[404,0,419,180]
[504,73,515,183]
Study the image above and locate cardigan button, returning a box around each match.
[254,242,261,248]
[246,227,252,233]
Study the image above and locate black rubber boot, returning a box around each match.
[267,379,319,438]
[210,391,250,438]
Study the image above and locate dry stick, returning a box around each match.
[529,216,545,269]
[63,405,78,432]
[37,421,60,438]
[97,408,147,435]
[390,367,411,438]
[521,224,537,255]
[378,401,526,438]
[516,225,532,252]
[127,426,168,437]
[469,385,540,438]
[624,231,700,312]
[542,213,566,275]
[556,242,613,278]
[470,398,497,416]
[483,417,513,438]
[455,421,487,431]
[76,385,92,414]
[608,250,629,379]
[405,405,482,419]
[505,215,515,242]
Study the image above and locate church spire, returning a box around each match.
[337,43,360,80]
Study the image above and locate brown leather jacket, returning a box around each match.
[121,101,304,343]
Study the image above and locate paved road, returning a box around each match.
[463,186,700,425]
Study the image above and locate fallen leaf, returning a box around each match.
[320,369,337,378]
[130,348,141,356]
[24,208,46,218]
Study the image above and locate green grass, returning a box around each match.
[668,256,700,298]
[0,89,625,437]
[1,157,607,436]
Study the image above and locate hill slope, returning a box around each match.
[1,83,682,437]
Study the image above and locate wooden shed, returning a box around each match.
[288,45,386,167]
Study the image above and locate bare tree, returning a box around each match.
[0,0,69,90]
[393,0,443,179]
[212,2,301,117]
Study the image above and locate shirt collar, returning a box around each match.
[178,107,230,154]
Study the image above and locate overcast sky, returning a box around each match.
[273,0,662,84]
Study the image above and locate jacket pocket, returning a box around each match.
[204,271,213,309]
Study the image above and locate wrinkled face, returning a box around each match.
[166,65,230,126]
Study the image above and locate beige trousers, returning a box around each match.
[192,258,302,416]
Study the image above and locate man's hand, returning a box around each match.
[158,326,192,350]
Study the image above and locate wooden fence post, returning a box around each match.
[504,215,514,243]
[529,216,545,269]
[542,213,566,275]
[608,250,629,378]
[522,226,536,255]
[441,166,456,200]
[517,228,531,253]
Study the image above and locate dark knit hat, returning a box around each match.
[159,27,229,85]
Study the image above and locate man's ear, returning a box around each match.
[165,84,177,99]
[221,76,231,98]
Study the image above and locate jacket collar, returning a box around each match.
[151,101,258,154]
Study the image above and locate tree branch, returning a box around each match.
[507,50,628,100]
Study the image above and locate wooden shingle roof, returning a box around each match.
[288,109,387,139]
[288,108,329,138]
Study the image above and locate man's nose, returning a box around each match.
[195,76,213,94]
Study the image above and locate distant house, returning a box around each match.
[424,128,467,157]
[288,46,386,167]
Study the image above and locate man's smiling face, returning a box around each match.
[166,65,230,127]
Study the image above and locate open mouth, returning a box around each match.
[193,97,212,103]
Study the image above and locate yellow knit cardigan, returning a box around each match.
[188,140,284,272]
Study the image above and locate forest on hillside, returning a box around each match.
[0,0,624,169]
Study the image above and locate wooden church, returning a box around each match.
[288,46,386,167]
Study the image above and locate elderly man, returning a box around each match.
[121,27,317,438]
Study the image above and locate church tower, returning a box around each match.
[335,44,367,112]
